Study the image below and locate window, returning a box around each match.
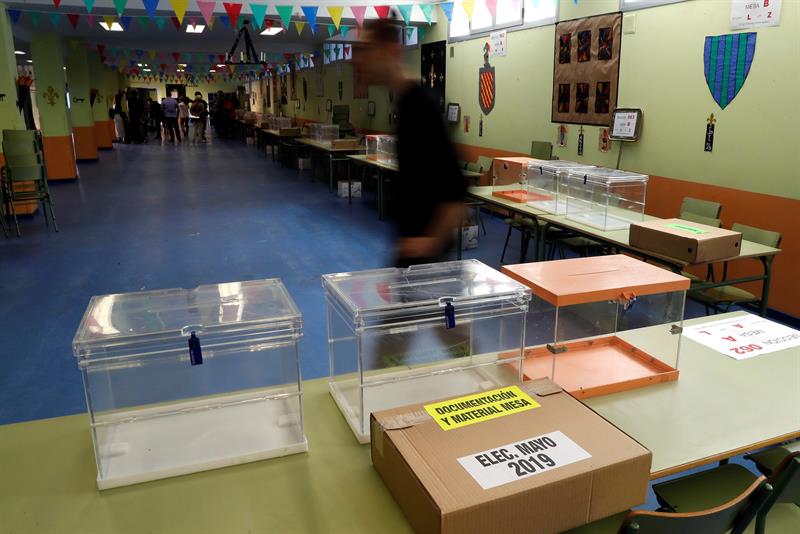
[620,0,690,11]
[449,0,557,40]
[523,0,557,26]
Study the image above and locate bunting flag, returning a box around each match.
[86,14,96,28]
[397,4,412,25]
[97,44,105,54]
[84,0,95,14]
[137,16,149,28]
[197,0,215,25]
[208,53,215,63]
[52,0,61,7]
[120,15,132,30]
[461,0,475,19]
[143,0,159,19]
[29,12,41,27]
[250,3,267,28]
[49,12,62,27]
[154,16,166,30]
[373,6,390,19]
[340,25,350,38]
[301,6,317,33]
[276,6,293,29]
[172,52,181,62]
[68,13,80,28]
[327,6,343,29]
[293,20,306,34]
[171,16,181,30]
[219,14,230,27]
[327,23,336,36]
[419,3,434,24]
[135,49,144,58]
[7,9,21,24]
[418,26,426,41]
[208,15,215,28]
[223,2,242,28]
[485,0,498,18]
[169,0,189,24]
[148,50,158,59]
[350,5,366,27]
[439,2,454,23]
[113,0,127,17]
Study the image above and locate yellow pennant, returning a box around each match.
[293,20,306,34]
[208,15,215,29]
[103,15,116,28]
[327,6,343,29]
[169,0,189,24]
[147,50,157,59]
[461,0,475,20]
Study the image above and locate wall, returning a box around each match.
[127,78,240,101]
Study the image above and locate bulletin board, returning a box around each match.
[551,13,622,126]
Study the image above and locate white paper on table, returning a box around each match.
[682,314,800,360]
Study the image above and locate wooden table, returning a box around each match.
[261,128,303,163]
[296,138,365,192]
[467,186,782,316]
[0,312,796,532]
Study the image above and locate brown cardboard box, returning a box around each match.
[331,138,361,150]
[629,218,742,263]
[371,380,651,534]
[492,157,541,186]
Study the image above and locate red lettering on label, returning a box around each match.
[764,0,769,7]
[722,335,737,342]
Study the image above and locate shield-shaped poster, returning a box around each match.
[479,65,495,115]
[704,32,756,110]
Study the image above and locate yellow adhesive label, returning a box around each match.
[424,385,541,431]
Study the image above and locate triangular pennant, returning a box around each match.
[49,12,62,27]
[67,13,80,28]
[219,14,230,27]
[275,6,293,29]
[135,48,144,58]
[293,20,306,34]
[327,6,343,29]
[419,3,434,24]
[218,54,226,63]
[250,3,267,27]
[439,2,454,23]
[29,12,41,28]
[137,16,149,29]
[327,23,336,36]
[350,5,366,27]
[301,6,318,33]
[373,6,390,19]
[461,0,475,19]
[84,0,95,13]
[53,0,62,7]
[142,0,159,18]
[172,52,180,62]
[197,0,216,25]
[418,26,426,41]
[169,0,189,24]
[154,16,166,30]
[148,50,157,59]
[397,5,413,25]
[223,2,243,27]
[7,9,21,24]
[97,43,105,54]
[120,16,132,30]
[113,0,127,17]
[208,15,215,28]
[208,54,215,63]
[485,0,498,18]
[170,15,181,30]
[86,14,96,27]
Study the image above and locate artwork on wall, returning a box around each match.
[265,77,271,108]
[552,13,622,126]
[705,113,716,152]
[478,42,495,115]
[557,124,568,147]
[290,64,297,101]
[599,127,611,153]
[421,40,446,112]
[703,32,756,110]
[280,74,288,105]
[315,63,325,97]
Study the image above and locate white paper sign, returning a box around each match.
[490,30,507,57]
[458,431,591,490]
[683,314,800,360]
[612,111,638,138]
[731,0,782,29]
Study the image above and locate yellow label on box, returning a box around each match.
[424,386,541,431]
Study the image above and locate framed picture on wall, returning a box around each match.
[326,99,332,112]
[367,101,376,117]
[295,100,301,110]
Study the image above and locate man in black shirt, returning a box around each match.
[356,20,466,267]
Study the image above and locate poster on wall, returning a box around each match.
[290,64,297,101]
[280,73,288,105]
[704,32,756,109]
[731,0,781,29]
[490,30,507,57]
[315,63,325,97]
[421,40,446,112]
[551,13,622,126]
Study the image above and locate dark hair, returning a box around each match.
[363,17,403,45]
[195,91,202,97]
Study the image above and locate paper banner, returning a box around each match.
[29,12,41,27]
[327,23,336,36]
[301,6,317,33]
[197,0,215,25]
[7,8,21,23]
[53,0,62,7]
[397,5,412,25]
[223,3,242,27]
[84,0,95,14]
[340,25,350,37]
[137,16,149,28]
[419,3,434,24]
[208,15,215,28]
[327,6,343,29]
[276,6,293,28]
[120,15,132,30]
[439,2,454,23]
[418,26,426,40]
[350,5,366,27]
[208,53,215,63]
[461,0,475,19]
[169,0,189,24]
[67,13,80,28]
[142,0,159,18]
[374,5,390,19]
[250,3,267,27]
[172,52,181,62]
[86,14,96,27]
[49,12,62,27]
[113,0,127,17]
[148,50,158,59]
[294,20,306,34]
[219,14,230,27]
[154,16,166,30]
[171,16,181,30]
[486,0,497,18]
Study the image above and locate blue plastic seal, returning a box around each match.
[188,331,203,365]
[444,302,456,329]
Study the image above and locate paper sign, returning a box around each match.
[666,223,709,234]
[731,0,781,29]
[458,431,592,490]
[611,110,638,138]
[683,314,800,360]
[489,30,507,57]
[424,386,540,431]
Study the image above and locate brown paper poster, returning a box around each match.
[552,13,622,126]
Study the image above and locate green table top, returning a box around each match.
[347,154,482,178]
[297,137,366,153]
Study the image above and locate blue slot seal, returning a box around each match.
[188,331,203,365]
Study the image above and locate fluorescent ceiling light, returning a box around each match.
[216,63,226,67]
[209,69,216,72]
[143,68,152,72]
[186,24,205,34]
[99,21,124,32]
[137,63,143,67]
[260,27,283,36]
[26,59,33,63]
[14,50,25,55]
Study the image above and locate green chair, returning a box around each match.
[689,223,781,313]
[0,166,9,237]
[566,476,770,534]
[331,105,355,137]
[531,140,554,160]
[746,442,800,476]
[680,197,722,220]
[1,129,58,236]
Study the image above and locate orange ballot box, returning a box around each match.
[501,255,691,399]
[491,157,540,203]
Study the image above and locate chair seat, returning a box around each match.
[562,511,628,533]
[748,443,800,476]
[560,236,604,248]
[7,165,46,182]
[653,463,758,512]
[690,285,757,305]
[743,502,800,534]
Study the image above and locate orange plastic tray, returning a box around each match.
[492,190,529,203]
[505,335,678,399]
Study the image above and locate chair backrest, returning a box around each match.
[6,164,46,182]
[731,223,782,249]
[331,105,349,123]
[621,477,770,534]
[4,152,43,168]
[681,197,722,219]
[767,452,800,505]
[477,156,494,173]
[531,140,554,160]
[679,211,722,228]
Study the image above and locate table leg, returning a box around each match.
[347,160,352,204]
[759,257,772,317]
[457,221,463,261]
[378,170,385,221]
[329,154,334,193]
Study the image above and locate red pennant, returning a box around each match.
[223,3,242,28]
[218,54,225,63]
[374,6,390,19]
[160,63,167,70]
[53,0,62,7]
[171,16,181,31]
[265,18,273,29]
[172,52,180,62]
[97,44,105,54]
[67,13,80,29]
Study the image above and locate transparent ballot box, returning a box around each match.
[491,157,538,203]
[365,134,397,164]
[308,123,340,141]
[502,255,689,400]
[323,260,531,443]
[268,116,293,130]
[565,168,649,230]
[72,279,307,489]
[527,160,594,214]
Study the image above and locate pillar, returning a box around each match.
[65,41,97,160]
[89,53,113,148]
[0,2,25,166]
[31,33,77,180]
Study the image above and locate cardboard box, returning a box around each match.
[629,218,742,263]
[492,157,539,186]
[371,380,651,534]
[331,138,361,150]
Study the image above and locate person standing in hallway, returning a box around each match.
[189,93,207,144]
[196,92,209,142]
[178,97,190,140]
[149,98,162,141]
[162,93,181,143]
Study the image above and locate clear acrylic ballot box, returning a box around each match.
[323,260,531,443]
[73,279,308,489]
[502,255,689,399]
[527,160,594,214]
[268,116,292,130]
[365,134,398,164]
[308,123,340,141]
[565,168,649,230]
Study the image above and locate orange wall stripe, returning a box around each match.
[94,121,113,148]
[73,126,98,160]
[42,136,78,181]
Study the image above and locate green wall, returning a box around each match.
[0,3,23,152]
[65,42,94,129]
[31,33,70,137]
